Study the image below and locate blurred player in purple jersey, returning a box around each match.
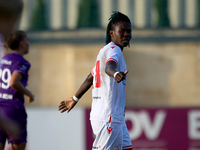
[0,1,28,150]
[0,30,34,150]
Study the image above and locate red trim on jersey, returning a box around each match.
[91,70,94,77]
[108,115,112,123]
[111,46,116,49]
[106,58,118,66]
[122,145,133,150]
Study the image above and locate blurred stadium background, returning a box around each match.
[19,0,200,108]
[3,0,200,149]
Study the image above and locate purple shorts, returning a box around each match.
[0,105,27,145]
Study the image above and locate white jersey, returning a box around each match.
[90,42,127,123]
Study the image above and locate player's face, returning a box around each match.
[22,34,29,55]
[110,21,132,51]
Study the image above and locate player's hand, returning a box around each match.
[26,92,34,103]
[58,97,77,113]
[114,70,128,83]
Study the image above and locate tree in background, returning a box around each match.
[78,0,100,28]
[155,0,170,27]
[30,0,47,30]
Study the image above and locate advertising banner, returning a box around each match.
[85,107,200,150]
[4,108,85,150]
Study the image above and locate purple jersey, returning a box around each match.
[0,52,30,109]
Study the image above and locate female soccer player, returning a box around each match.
[0,30,34,150]
[59,12,132,150]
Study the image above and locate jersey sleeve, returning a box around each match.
[91,66,95,77]
[14,61,30,75]
[105,46,121,66]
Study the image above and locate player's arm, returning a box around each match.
[74,73,93,99]
[105,61,128,83]
[58,73,93,113]
[9,71,34,103]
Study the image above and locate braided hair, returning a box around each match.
[105,11,131,44]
